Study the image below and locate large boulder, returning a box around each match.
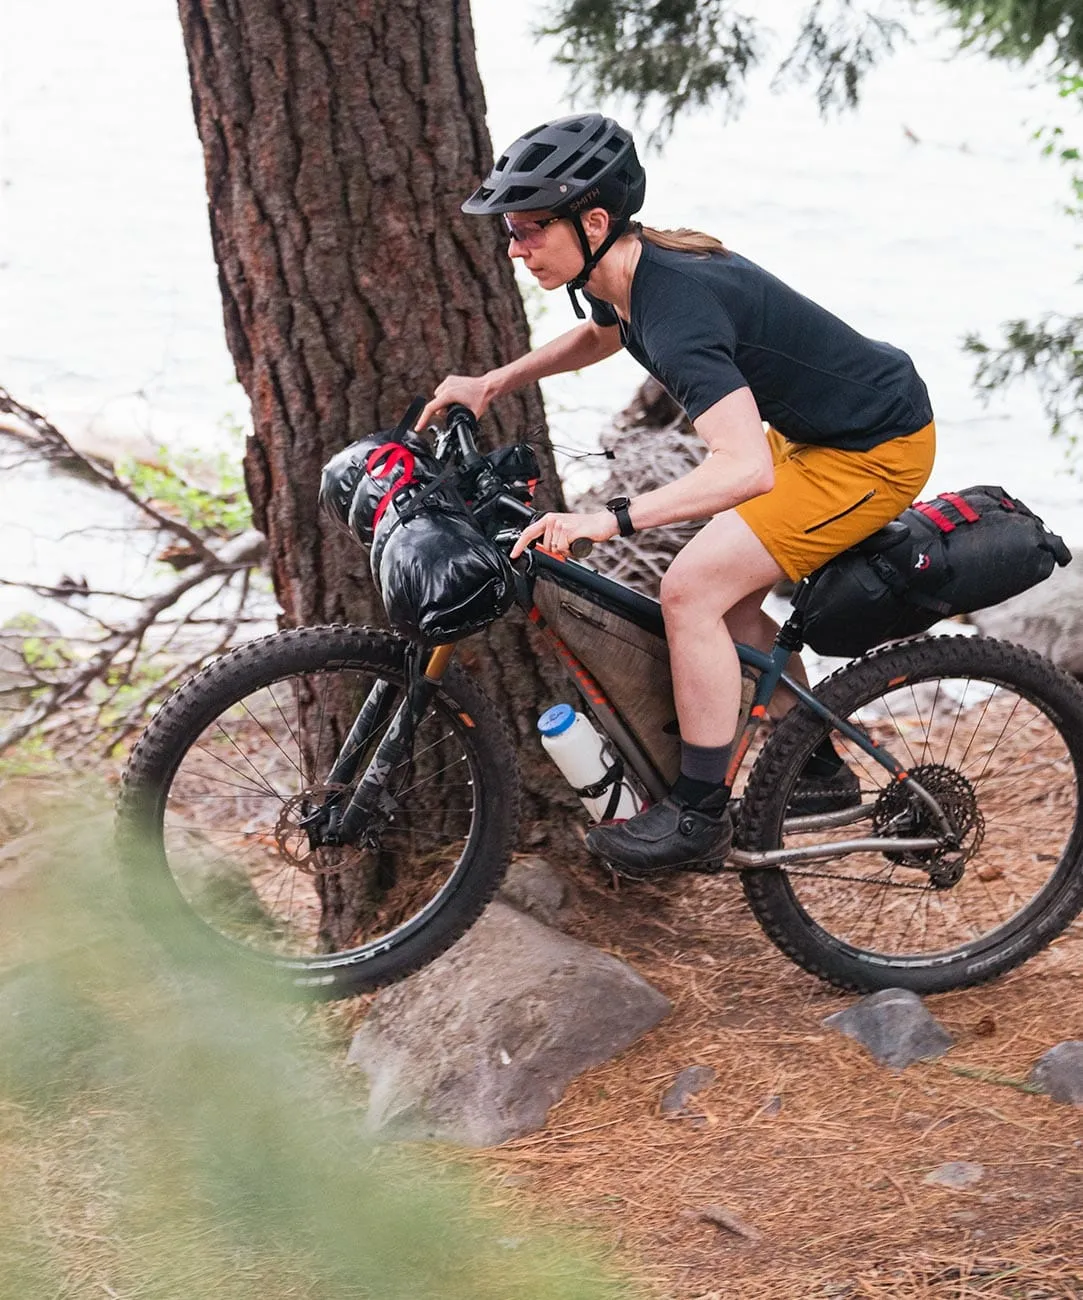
[346,901,671,1146]
[968,560,1083,676]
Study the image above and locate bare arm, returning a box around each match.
[510,387,775,557]
[618,387,774,529]
[416,321,622,429]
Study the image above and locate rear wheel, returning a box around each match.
[739,636,1083,993]
[117,626,519,999]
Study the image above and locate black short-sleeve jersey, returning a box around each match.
[584,241,932,451]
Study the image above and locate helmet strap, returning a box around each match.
[565,213,629,320]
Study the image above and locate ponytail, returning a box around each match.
[631,221,728,257]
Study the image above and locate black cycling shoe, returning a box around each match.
[788,762,862,816]
[584,795,733,880]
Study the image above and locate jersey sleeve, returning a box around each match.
[583,290,619,329]
[641,285,748,423]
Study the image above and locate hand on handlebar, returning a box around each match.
[509,509,619,560]
[415,375,495,432]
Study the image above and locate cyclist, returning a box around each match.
[416,113,936,879]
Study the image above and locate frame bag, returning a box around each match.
[801,485,1072,658]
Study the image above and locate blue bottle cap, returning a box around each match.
[537,703,575,737]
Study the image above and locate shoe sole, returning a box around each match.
[599,845,733,881]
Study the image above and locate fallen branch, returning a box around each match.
[0,530,267,756]
[0,387,271,762]
[571,378,706,593]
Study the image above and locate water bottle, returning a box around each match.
[537,704,641,822]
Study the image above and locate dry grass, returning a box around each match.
[5,763,1082,1298]
[447,856,1083,1300]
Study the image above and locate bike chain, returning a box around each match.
[777,864,933,890]
[717,858,933,890]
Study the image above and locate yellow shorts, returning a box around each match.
[735,421,937,582]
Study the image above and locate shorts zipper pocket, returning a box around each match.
[803,489,876,534]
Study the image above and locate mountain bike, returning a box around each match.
[116,407,1083,1001]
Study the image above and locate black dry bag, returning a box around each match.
[370,480,516,646]
[801,485,1072,658]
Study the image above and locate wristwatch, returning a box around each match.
[605,495,636,538]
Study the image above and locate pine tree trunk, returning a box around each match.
[177,0,583,939]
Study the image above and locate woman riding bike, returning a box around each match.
[417,112,936,879]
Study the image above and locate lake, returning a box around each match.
[1,0,1080,625]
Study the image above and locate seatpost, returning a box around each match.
[775,578,811,654]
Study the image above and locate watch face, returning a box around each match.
[607,496,630,510]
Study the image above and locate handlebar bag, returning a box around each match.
[801,485,1072,658]
[370,483,516,645]
[318,431,440,543]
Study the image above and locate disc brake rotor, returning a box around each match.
[274,785,364,876]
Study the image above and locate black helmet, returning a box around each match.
[463,113,645,221]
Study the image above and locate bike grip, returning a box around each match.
[445,402,477,428]
[569,537,594,560]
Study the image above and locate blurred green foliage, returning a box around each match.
[117,443,252,537]
[0,794,641,1300]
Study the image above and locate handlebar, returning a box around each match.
[435,402,596,563]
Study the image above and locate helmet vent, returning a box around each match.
[500,184,539,204]
[574,154,604,181]
[518,142,556,171]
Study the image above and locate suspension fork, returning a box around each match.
[332,644,456,845]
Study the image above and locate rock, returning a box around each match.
[823,988,954,1069]
[346,901,671,1146]
[967,560,1083,676]
[922,1161,984,1190]
[1029,1041,1083,1104]
[497,855,567,927]
[660,1064,716,1114]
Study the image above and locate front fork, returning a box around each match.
[295,643,456,850]
[327,644,455,846]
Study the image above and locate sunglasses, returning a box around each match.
[502,214,564,247]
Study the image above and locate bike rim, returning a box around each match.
[775,670,1081,967]
[157,664,482,969]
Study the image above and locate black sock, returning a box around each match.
[801,735,845,779]
[672,740,732,808]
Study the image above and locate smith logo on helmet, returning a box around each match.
[568,186,601,212]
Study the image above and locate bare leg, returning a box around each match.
[723,589,810,720]
[659,512,787,746]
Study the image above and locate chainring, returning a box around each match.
[872,762,985,885]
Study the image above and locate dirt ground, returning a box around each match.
[3,765,1081,1299]
[445,851,1083,1300]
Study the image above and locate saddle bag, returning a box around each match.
[801,485,1072,658]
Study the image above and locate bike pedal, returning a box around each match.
[679,857,732,876]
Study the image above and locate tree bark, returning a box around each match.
[176,0,581,896]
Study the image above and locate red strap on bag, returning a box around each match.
[366,443,417,528]
[913,501,957,533]
[939,492,980,523]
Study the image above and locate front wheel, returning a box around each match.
[739,636,1083,994]
[117,626,519,999]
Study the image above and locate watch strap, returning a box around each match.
[606,497,636,538]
